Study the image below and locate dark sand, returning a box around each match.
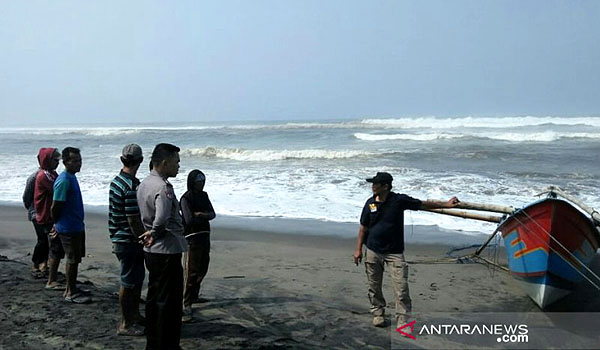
[1,204,598,349]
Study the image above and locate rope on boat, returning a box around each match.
[406,245,481,265]
[408,243,504,269]
[471,255,510,272]
[445,244,482,258]
[488,232,502,277]
[511,210,600,292]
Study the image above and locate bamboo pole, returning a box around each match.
[424,208,505,256]
[547,186,600,225]
[424,200,515,214]
[423,208,504,223]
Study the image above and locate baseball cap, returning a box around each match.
[121,144,143,160]
[366,172,393,184]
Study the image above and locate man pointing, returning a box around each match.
[354,172,459,328]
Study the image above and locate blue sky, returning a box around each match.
[1,0,599,125]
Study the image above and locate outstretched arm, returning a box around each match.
[420,196,460,210]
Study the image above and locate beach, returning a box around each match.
[2,0,600,347]
[2,203,578,350]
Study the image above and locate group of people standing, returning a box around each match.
[23,147,88,303]
[23,143,215,350]
[23,142,460,350]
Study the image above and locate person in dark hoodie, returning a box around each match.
[33,148,63,289]
[180,169,215,322]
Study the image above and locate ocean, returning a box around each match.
[2,116,599,237]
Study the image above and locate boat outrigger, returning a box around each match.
[425,186,600,309]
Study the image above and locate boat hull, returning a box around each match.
[499,198,599,308]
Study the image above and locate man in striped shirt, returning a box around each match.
[108,144,148,336]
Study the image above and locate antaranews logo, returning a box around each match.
[396,320,417,340]
[396,320,529,344]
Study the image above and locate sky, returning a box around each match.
[1,0,599,126]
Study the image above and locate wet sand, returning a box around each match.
[2,204,596,349]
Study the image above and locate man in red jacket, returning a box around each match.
[34,147,63,290]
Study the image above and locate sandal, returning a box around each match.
[45,282,66,291]
[64,293,92,304]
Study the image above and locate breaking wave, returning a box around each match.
[181,147,374,161]
[354,132,463,141]
[360,116,600,129]
[4,116,600,137]
[355,131,600,142]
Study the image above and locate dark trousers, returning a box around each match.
[144,252,183,350]
[31,221,50,265]
[183,234,210,307]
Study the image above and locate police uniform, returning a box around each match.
[137,169,188,350]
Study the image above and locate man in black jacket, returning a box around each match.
[180,169,216,322]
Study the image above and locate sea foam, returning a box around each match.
[181,147,374,161]
[361,116,600,129]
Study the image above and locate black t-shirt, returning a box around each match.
[360,192,422,254]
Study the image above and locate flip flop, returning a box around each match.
[45,283,66,291]
[117,325,145,336]
[64,293,92,304]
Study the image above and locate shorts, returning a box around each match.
[113,242,145,289]
[60,232,86,264]
[47,225,65,260]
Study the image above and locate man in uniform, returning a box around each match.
[353,172,459,328]
[137,143,188,350]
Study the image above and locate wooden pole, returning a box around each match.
[423,209,505,256]
[425,200,515,214]
[423,208,504,223]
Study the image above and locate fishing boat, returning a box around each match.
[424,187,600,309]
[497,196,600,308]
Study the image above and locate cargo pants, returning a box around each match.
[365,248,411,320]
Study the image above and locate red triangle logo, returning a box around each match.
[396,320,416,340]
